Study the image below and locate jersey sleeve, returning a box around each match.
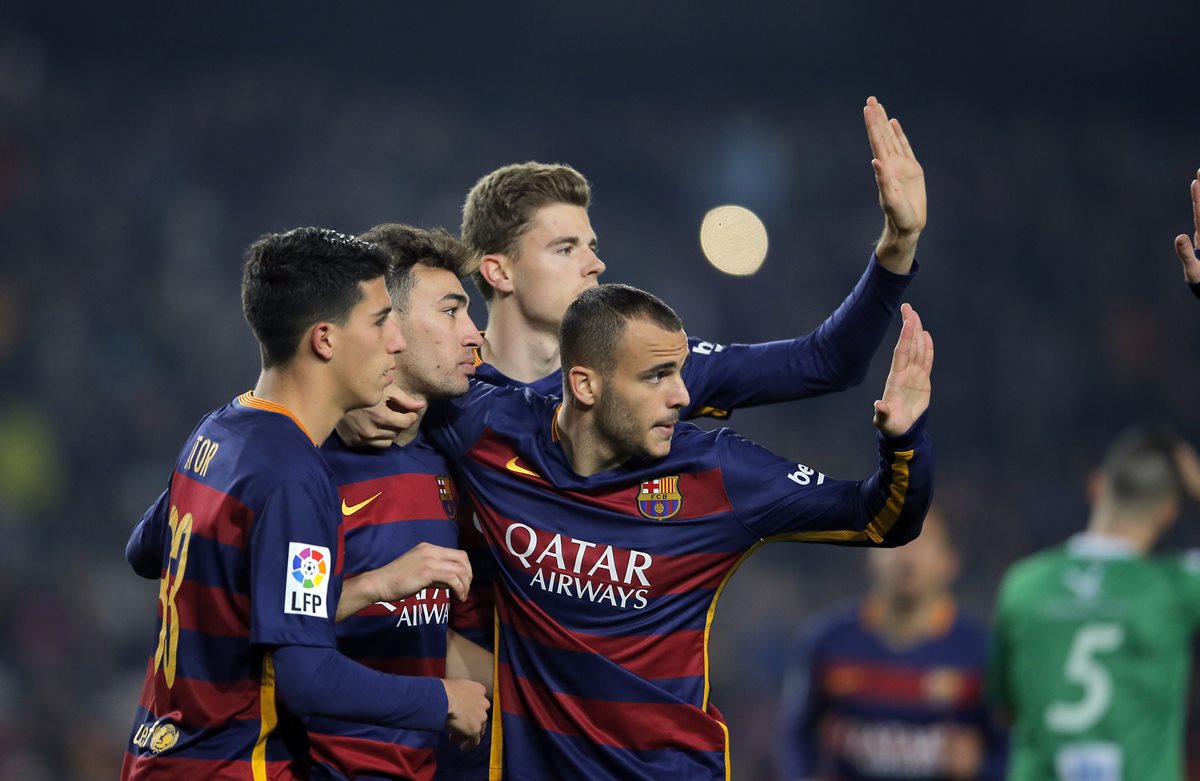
[272,645,449,732]
[718,415,932,545]
[776,625,826,781]
[680,255,914,420]
[247,473,342,649]
[126,488,171,579]
[423,380,502,460]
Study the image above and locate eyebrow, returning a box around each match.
[372,304,393,319]
[641,358,684,377]
[439,292,469,306]
[546,234,598,250]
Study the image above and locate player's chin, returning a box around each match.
[645,432,675,458]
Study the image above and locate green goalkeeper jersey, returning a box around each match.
[988,533,1200,781]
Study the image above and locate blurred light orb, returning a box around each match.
[699,205,768,276]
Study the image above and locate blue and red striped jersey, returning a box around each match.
[425,383,932,780]
[777,598,1006,781]
[122,392,345,781]
[305,431,462,781]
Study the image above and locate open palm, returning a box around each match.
[865,96,927,236]
[873,303,933,437]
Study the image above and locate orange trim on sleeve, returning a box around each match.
[237,391,318,446]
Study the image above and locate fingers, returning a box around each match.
[415,545,473,601]
[864,96,896,161]
[1191,172,1200,240]
[891,117,916,159]
[1176,235,1200,283]
[864,96,904,161]
[890,303,915,374]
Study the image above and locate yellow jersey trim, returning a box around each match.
[237,391,318,446]
[700,445,917,772]
[488,607,504,780]
[252,652,278,781]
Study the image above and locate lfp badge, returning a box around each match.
[637,476,682,520]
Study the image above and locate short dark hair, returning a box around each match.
[559,284,683,378]
[461,162,592,301]
[1100,427,1184,509]
[242,227,390,368]
[357,223,479,311]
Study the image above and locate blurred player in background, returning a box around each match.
[1174,166,1200,299]
[420,285,935,779]
[121,229,486,779]
[310,224,494,781]
[987,427,1200,781]
[777,507,1006,781]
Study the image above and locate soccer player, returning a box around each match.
[121,228,488,780]
[342,96,925,441]
[459,96,922,405]
[421,284,935,779]
[1174,166,1200,298]
[987,428,1200,781]
[777,508,1006,781]
[310,224,495,781]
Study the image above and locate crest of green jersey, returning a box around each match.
[988,534,1200,781]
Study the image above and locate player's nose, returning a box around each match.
[385,316,406,354]
[585,249,605,277]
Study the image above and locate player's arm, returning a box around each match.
[680,98,924,418]
[272,645,489,746]
[249,474,489,744]
[447,629,494,698]
[126,489,170,579]
[723,304,934,545]
[337,542,473,622]
[776,628,827,781]
[1173,167,1200,298]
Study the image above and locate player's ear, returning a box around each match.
[478,253,514,295]
[310,322,336,361]
[566,365,598,407]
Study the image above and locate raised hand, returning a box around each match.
[1174,168,1200,289]
[873,303,933,437]
[865,96,926,273]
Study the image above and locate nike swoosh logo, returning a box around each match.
[342,492,382,516]
[505,457,541,479]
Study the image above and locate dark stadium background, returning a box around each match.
[1,1,1197,778]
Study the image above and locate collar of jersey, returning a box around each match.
[1066,532,1138,560]
[237,391,318,446]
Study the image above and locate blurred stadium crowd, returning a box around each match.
[1,6,1199,778]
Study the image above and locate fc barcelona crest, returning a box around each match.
[436,475,457,520]
[637,476,682,520]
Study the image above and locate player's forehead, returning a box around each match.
[410,263,468,303]
[616,318,689,368]
[356,276,393,313]
[523,202,594,243]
